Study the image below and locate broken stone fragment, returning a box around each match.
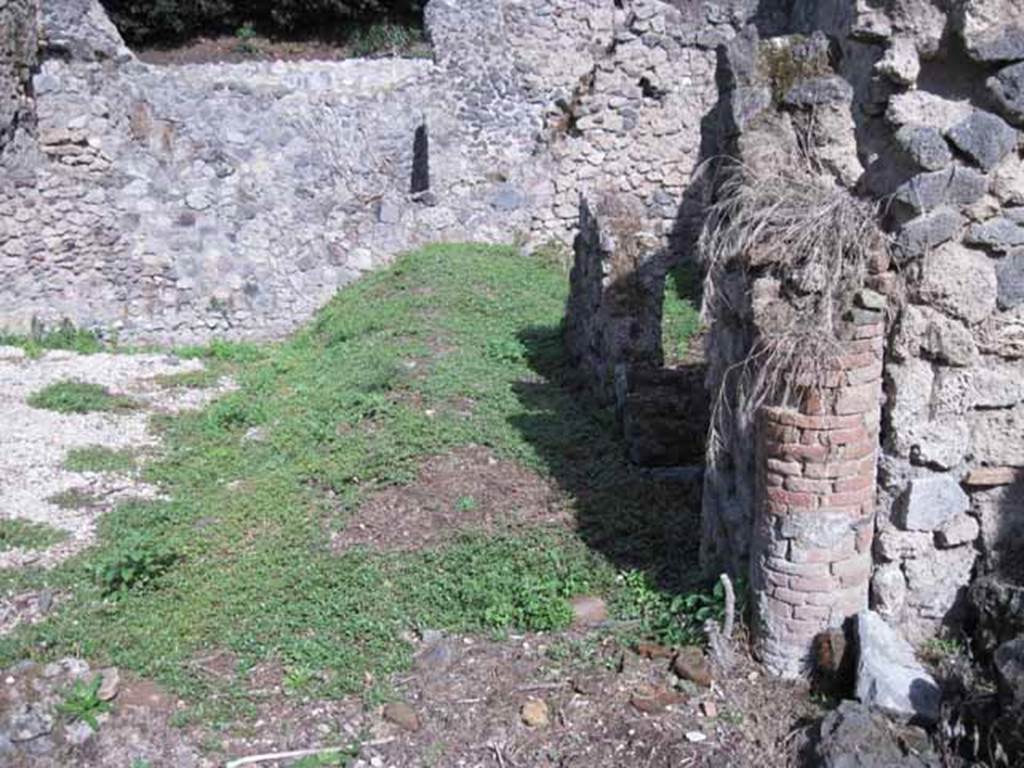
[935,513,980,548]
[894,476,970,532]
[917,242,998,325]
[629,684,683,714]
[519,698,550,727]
[875,37,920,86]
[569,595,608,627]
[994,638,1024,711]
[810,699,939,767]
[383,701,420,732]
[672,646,712,687]
[893,125,952,172]
[945,110,1019,171]
[964,466,1024,486]
[988,62,1024,125]
[893,167,989,214]
[997,249,1024,309]
[953,0,1024,63]
[855,611,941,725]
[894,208,964,261]
[966,218,1024,253]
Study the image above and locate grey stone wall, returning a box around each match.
[0,0,39,157]
[698,0,1024,661]
[1,0,764,344]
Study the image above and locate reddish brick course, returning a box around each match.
[751,309,884,678]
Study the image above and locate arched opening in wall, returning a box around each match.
[410,124,430,195]
[99,0,431,64]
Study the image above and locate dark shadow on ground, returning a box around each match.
[509,323,704,593]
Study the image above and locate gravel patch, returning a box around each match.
[0,346,231,573]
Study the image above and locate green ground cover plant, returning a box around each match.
[0,320,106,358]
[0,519,68,553]
[0,244,708,725]
[64,446,139,474]
[27,381,136,415]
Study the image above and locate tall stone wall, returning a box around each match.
[0,0,39,157]
[3,0,744,343]
[698,0,1024,674]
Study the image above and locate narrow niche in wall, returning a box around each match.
[638,77,667,102]
[411,123,430,195]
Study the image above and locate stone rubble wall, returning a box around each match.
[789,0,1024,644]
[700,0,1024,674]
[2,0,746,343]
[0,0,39,157]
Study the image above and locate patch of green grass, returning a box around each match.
[0,244,703,726]
[64,446,139,474]
[47,488,101,510]
[174,338,270,365]
[0,518,68,552]
[662,262,703,365]
[152,368,221,390]
[27,380,136,415]
[0,319,106,358]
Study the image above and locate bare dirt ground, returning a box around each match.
[2,629,819,768]
[332,446,572,552]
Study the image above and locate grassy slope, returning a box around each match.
[0,244,707,723]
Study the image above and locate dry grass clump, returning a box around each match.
[698,157,889,462]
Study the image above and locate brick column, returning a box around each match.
[751,298,885,677]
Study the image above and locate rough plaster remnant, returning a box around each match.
[893,476,971,532]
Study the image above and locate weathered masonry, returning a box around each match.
[4,0,1024,679]
[1,0,731,343]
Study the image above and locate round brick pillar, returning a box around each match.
[751,307,885,677]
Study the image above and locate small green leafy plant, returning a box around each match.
[57,676,111,731]
[28,380,135,415]
[94,534,181,595]
[617,570,745,646]
[233,21,259,54]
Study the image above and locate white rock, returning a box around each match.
[855,611,941,724]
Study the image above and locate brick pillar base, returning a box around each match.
[751,307,885,677]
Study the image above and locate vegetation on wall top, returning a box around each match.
[100,0,427,45]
